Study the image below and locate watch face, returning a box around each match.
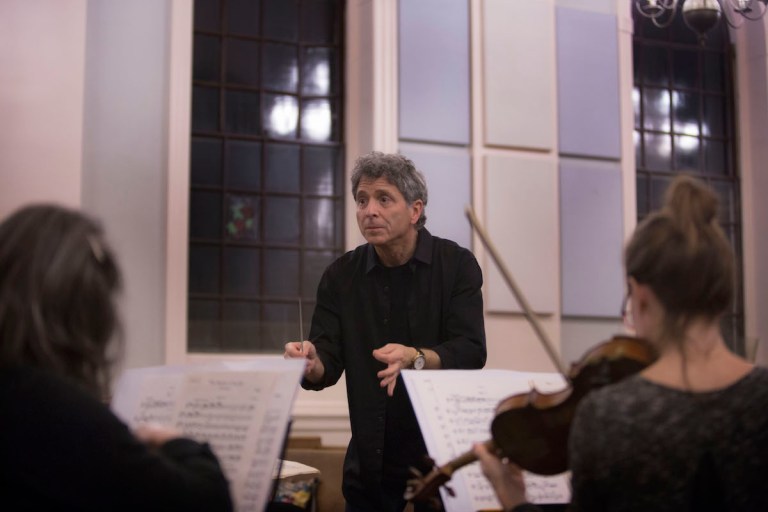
[414,354,426,370]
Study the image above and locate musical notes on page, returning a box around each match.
[111,358,304,512]
[402,369,571,511]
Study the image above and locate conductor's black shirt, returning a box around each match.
[303,228,486,507]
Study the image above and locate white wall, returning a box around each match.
[0,0,87,218]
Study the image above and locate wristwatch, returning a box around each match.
[412,348,426,370]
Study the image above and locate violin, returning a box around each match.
[404,207,657,504]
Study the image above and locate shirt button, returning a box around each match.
[383,318,388,324]
[384,286,389,293]
[376,449,382,455]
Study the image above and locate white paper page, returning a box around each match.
[111,358,304,512]
[402,369,571,512]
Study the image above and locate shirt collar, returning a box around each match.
[365,228,433,273]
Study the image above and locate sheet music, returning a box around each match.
[402,369,571,512]
[111,358,305,512]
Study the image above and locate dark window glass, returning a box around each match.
[189,0,344,353]
[226,140,262,190]
[265,143,300,193]
[262,43,298,93]
[264,250,299,296]
[190,191,222,238]
[302,0,338,43]
[195,0,221,32]
[189,246,220,293]
[189,299,221,349]
[192,86,220,132]
[263,0,299,41]
[223,301,262,350]
[223,247,261,295]
[226,38,260,86]
[194,35,221,82]
[225,90,261,134]
[227,0,260,36]
[191,138,222,186]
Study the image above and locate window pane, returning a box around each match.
[302,0,338,43]
[262,302,298,351]
[194,0,220,32]
[672,91,700,136]
[674,134,700,171]
[302,47,337,96]
[226,38,260,86]
[303,250,335,296]
[650,176,673,211]
[223,247,260,296]
[671,49,697,89]
[264,197,299,243]
[712,180,736,224]
[188,299,220,350]
[227,0,260,36]
[193,35,220,82]
[634,130,642,168]
[703,138,727,175]
[644,132,672,171]
[225,90,261,134]
[189,245,220,293]
[264,250,299,296]
[225,194,259,240]
[633,87,641,129]
[263,43,298,93]
[192,86,220,132]
[703,55,724,92]
[303,145,339,195]
[190,191,221,238]
[226,140,261,190]
[223,301,261,350]
[265,143,300,193]
[703,94,725,137]
[636,174,650,217]
[304,198,336,247]
[263,0,299,41]
[263,94,298,138]
[191,137,222,186]
[642,46,668,87]
[642,88,670,132]
[301,99,334,141]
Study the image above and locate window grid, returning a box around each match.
[632,14,745,353]
[189,0,345,353]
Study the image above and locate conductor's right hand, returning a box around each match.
[284,340,324,383]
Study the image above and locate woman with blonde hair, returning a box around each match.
[476,175,768,511]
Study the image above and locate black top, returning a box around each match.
[0,365,233,511]
[303,228,486,507]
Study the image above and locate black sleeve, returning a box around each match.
[1,369,233,511]
[431,248,486,370]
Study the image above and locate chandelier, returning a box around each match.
[634,0,768,38]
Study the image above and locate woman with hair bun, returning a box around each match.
[0,204,233,511]
[476,175,768,512]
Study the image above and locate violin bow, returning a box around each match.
[465,205,567,377]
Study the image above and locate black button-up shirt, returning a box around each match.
[303,228,486,506]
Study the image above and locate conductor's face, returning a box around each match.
[355,177,423,248]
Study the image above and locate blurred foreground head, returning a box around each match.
[0,204,122,397]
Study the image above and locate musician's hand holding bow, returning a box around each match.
[474,442,528,511]
[284,340,325,383]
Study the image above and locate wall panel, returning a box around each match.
[483,0,555,150]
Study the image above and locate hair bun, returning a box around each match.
[663,175,719,228]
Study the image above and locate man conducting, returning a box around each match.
[284,151,486,512]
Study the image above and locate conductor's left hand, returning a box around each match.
[373,343,414,397]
